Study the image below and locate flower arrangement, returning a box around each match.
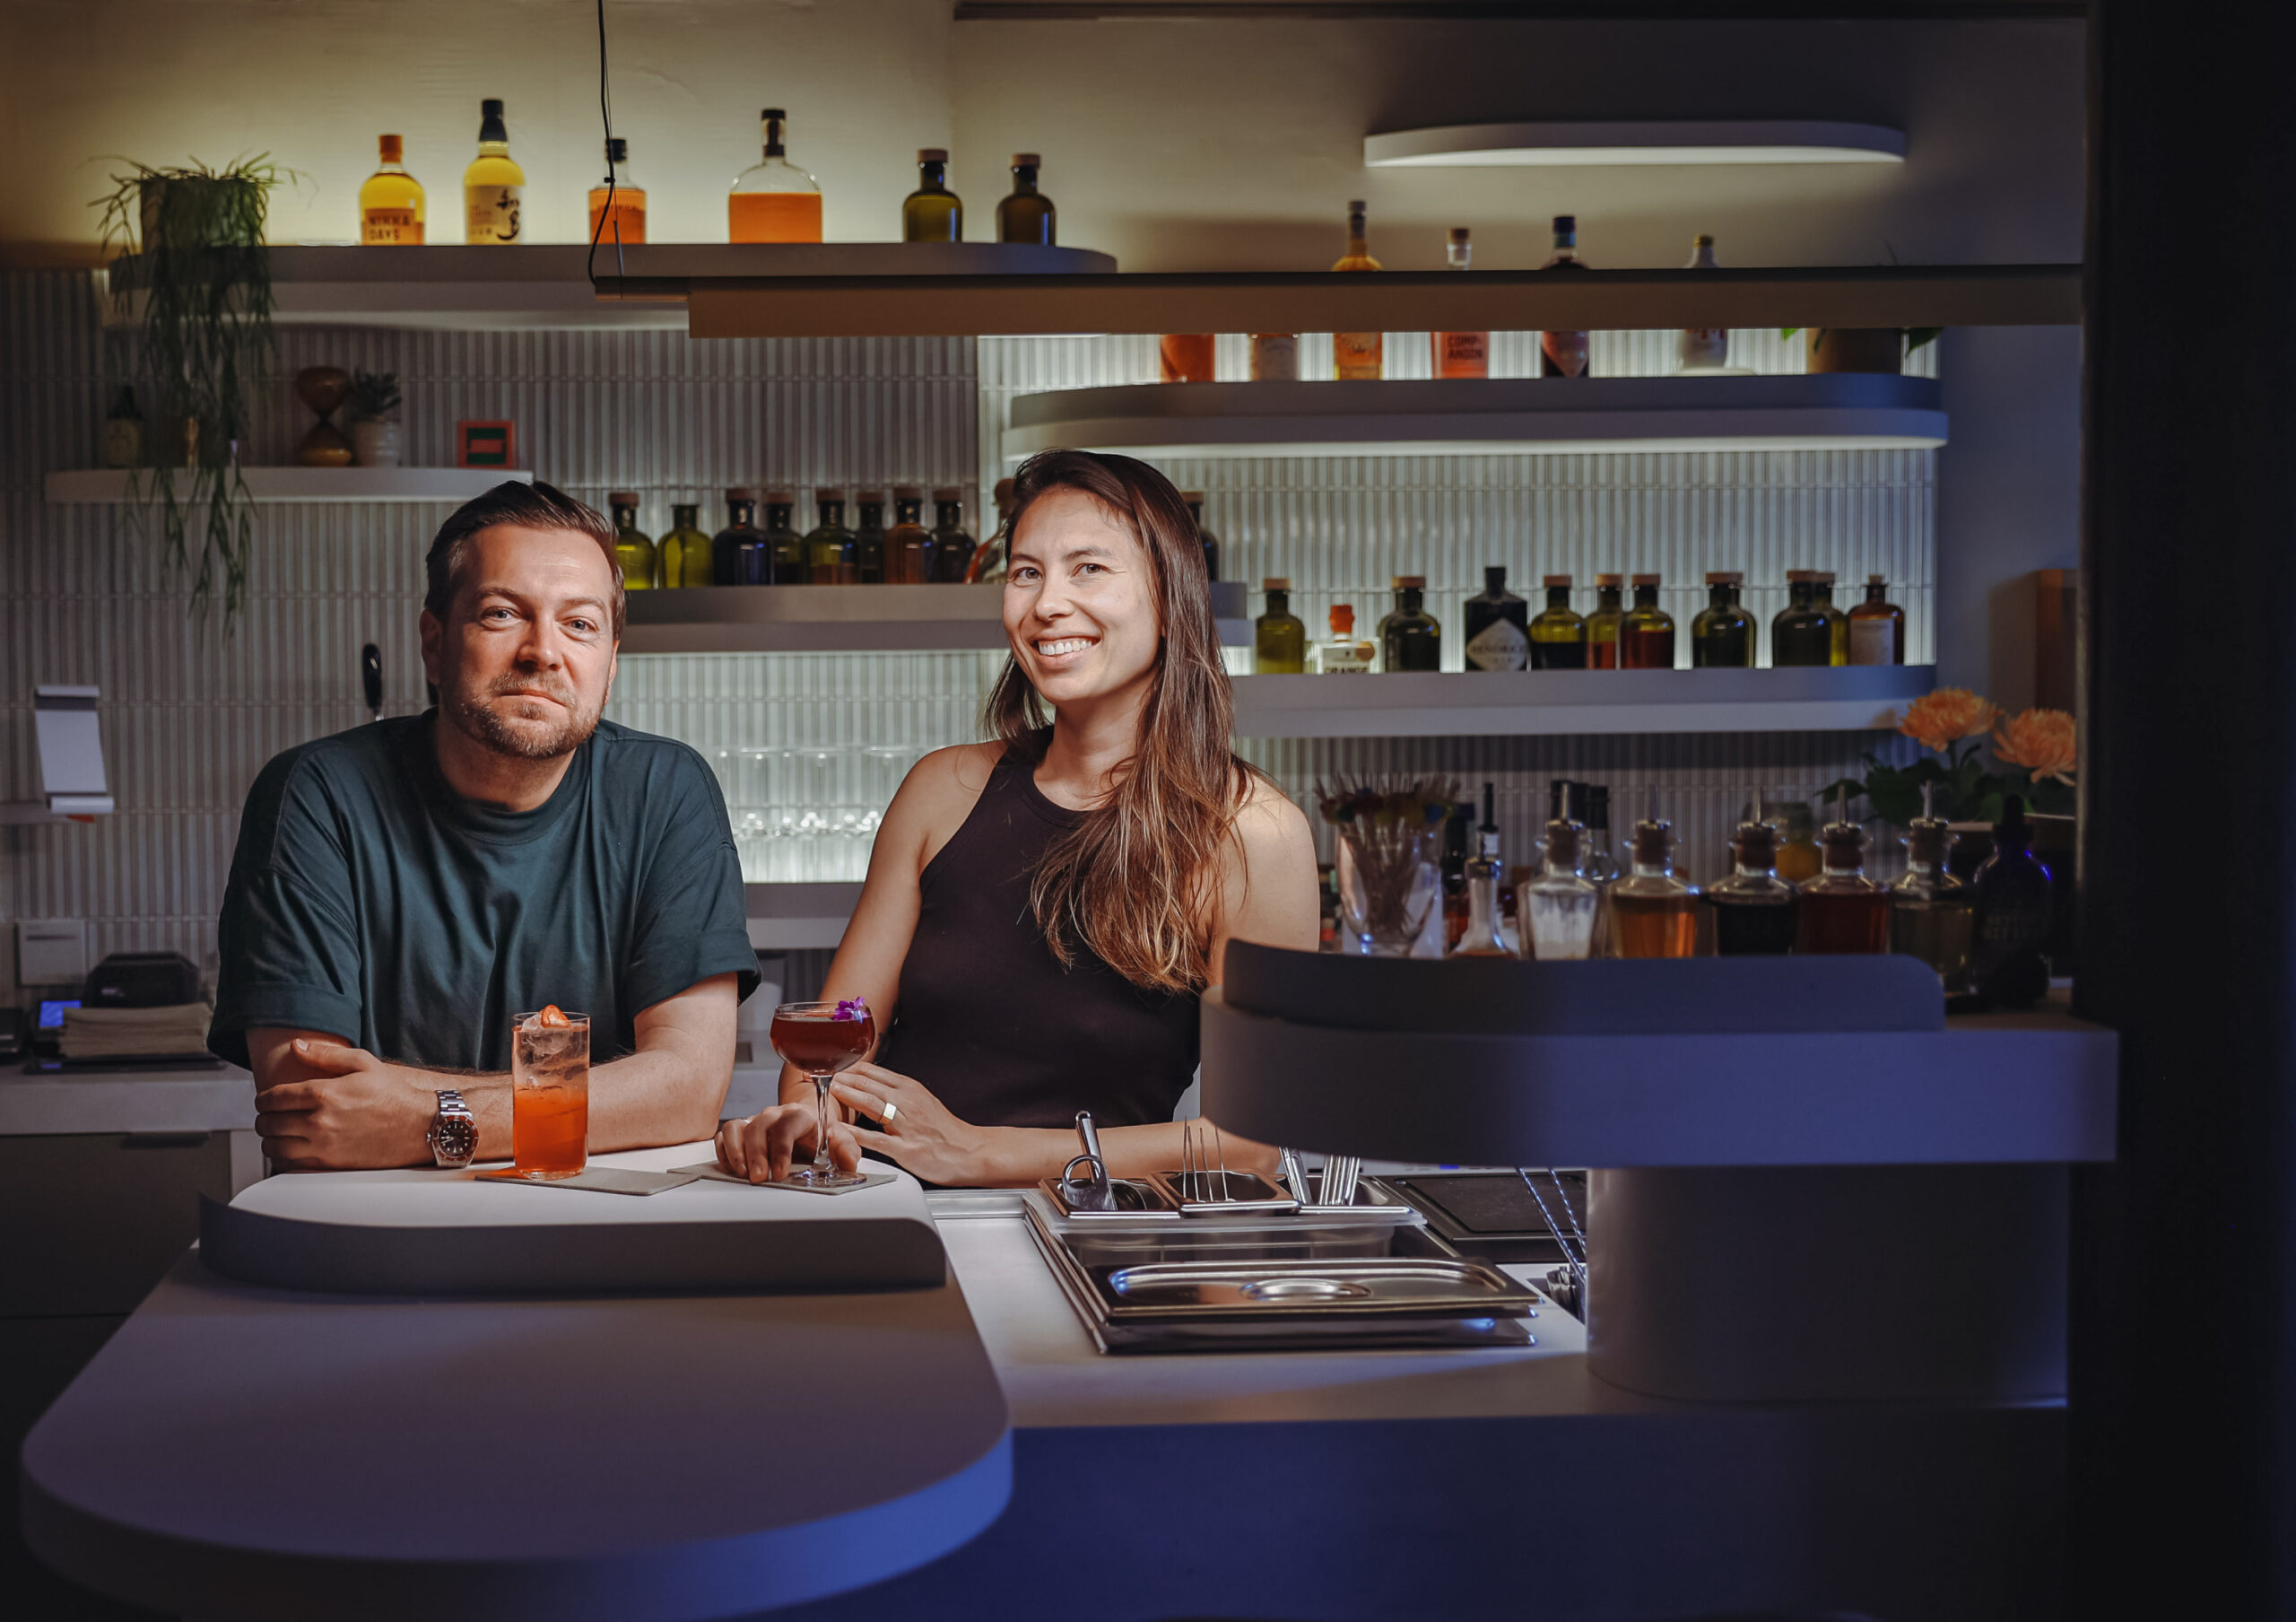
[1827,688,2076,825]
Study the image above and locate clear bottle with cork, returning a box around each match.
[659,502,712,589]
[1309,606,1376,674]
[1705,813,1800,955]
[1433,228,1488,379]
[1848,575,1906,665]
[1678,235,1728,371]
[1611,812,1700,958]
[1796,795,1892,954]
[1464,566,1531,672]
[1520,811,1601,961]
[1255,580,1307,673]
[1378,577,1441,671]
[884,488,933,583]
[996,154,1055,245]
[1537,215,1590,379]
[902,149,962,242]
[1771,572,1834,667]
[608,493,657,589]
[1892,788,1974,992]
[1526,575,1587,670]
[1182,491,1219,582]
[851,491,888,585]
[730,109,822,243]
[929,489,976,581]
[361,135,425,245]
[762,490,805,585]
[1970,794,2055,1008]
[1813,571,1849,665]
[587,137,646,246]
[1619,574,1675,668]
[965,478,1014,583]
[463,100,524,246]
[1587,574,1625,668]
[804,490,857,584]
[1691,571,1755,667]
[1452,784,1511,957]
[1331,199,1384,380]
[712,490,768,587]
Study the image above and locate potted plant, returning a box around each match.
[349,371,404,467]
[1783,326,1944,375]
[93,155,293,625]
[1827,687,2076,828]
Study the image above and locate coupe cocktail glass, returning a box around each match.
[510,1007,590,1180]
[770,998,875,1188]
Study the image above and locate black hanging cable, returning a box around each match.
[587,0,622,290]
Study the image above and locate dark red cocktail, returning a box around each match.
[770,998,876,1187]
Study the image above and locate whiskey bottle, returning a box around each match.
[852,490,888,585]
[761,490,805,585]
[1452,784,1512,957]
[1331,200,1384,381]
[711,490,768,587]
[1619,574,1676,668]
[996,153,1055,245]
[902,148,963,242]
[1813,572,1849,666]
[804,490,857,584]
[1161,334,1216,383]
[608,493,658,589]
[883,489,933,583]
[1796,813,1892,954]
[1538,215,1590,379]
[1691,571,1755,667]
[729,109,822,243]
[1249,334,1299,381]
[1378,577,1441,671]
[658,502,712,589]
[1256,579,1308,674]
[1705,818,1800,955]
[1309,606,1377,674]
[1611,815,1700,958]
[1521,815,1601,961]
[1770,572,1834,667]
[1678,235,1728,371]
[1970,794,2055,1008]
[1848,574,1907,666]
[1587,574,1625,668]
[360,135,425,245]
[463,100,525,246]
[965,478,1013,583]
[929,489,976,582]
[1892,800,1974,992]
[1433,229,1490,379]
[1528,575,1589,670]
[1182,491,1219,582]
[1465,566,1532,671]
[587,137,646,247]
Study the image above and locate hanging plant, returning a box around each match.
[92,155,294,626]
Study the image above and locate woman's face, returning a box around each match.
[1004,487,1164,712]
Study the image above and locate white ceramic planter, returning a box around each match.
[351,418,404,468]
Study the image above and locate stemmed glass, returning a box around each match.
[769,998,876,1187]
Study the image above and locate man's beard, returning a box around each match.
[440,672,604,761]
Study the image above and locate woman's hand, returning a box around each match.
[831,1062,1003,1187]
[714,1102,860,1184]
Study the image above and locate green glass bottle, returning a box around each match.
[658,501,712,589]
[1378,576,1442,672]
[608,493,657,589]
[852,490,887,585]
[1691,571,1755,667]
[902,148,962,242]
[996,153,1054,245]
[804,489,856,584]
[761,490,805,585]
[1255,578,1307,674]
[1771,572,1834,667]
[1527,574,1587,670]
[884,487,932,583]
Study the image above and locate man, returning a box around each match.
[210,481,757,1170]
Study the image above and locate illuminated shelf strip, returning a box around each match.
[623,581,1250,653]
[44,468,534,503]
[1365,121,1907,169]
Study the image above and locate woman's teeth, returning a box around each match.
[1036,637,1097,658]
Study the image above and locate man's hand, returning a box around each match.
[255,1038,439,1170]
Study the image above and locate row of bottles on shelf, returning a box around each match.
[1161,209,1738,384]
[356,103,1057,248]
[1255,567,1907,673]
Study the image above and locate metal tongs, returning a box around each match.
[1058,1111,1117,1213]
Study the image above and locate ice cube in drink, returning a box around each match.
[511,1006,590,1180]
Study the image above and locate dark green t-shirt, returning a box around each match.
[209,713,758,1071]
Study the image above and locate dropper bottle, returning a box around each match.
[1452,783,1511,957]
[1891,783,1974,991]
[1795,787,1891,954]
[1610,804,1700,958]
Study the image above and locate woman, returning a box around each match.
[716,450,1319,1187]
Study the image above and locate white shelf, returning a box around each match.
[622,581,1250,654]
[1002,375,1946,462]
[746,882,863,950]
[1233,664,1933,738]
[1365,120,1906,169]
[45,467,533,504]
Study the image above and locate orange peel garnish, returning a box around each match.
[537,1005,570,1027]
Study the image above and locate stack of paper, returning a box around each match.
[60,1002,213,1061]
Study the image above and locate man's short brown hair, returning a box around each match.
[424,480,625,637]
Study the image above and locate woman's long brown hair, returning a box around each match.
[987,449,1260,996]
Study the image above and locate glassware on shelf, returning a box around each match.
[360,135,425,245]
[1256,579,1307,674]
[659,502,712,589]
[770,999,876,1189]
[996,153,1055,245]
[1619,574,1675,669]
[1520,815,1600,960]
[1464,565,1531,672]
[1849,574,1907,666]
[463,99,524,246]
[1537,214,1590,378]
[1378,577,1441,672]
[929,489,976,582]
[730,109,822,243]
[1309,606,1377,674]
[852,491,887,585]
[1331,199,1384,381]
[1333,822,1440,957]
[1586,574,1624,669]
[1892,794,1974,992]
[608,493,658,589]
[1433,228,1489,379]
[902,148,962,242]
[1796,799,1892,954]
[712,490,768,587]
[762,490,805,585]
[1610,813,1699,958]
[1705,814,1800,955]
[1691,571,1755,667]
[885,488,933,583]
[1526,574,1586,671]
[587,137,646,246]
[1451,783,1511,957]
[1678,234,1729,371]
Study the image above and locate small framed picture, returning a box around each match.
[457,420,516,469]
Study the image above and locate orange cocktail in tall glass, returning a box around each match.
[770,998,874,1189]
[511,1006,590,1180]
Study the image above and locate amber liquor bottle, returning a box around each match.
[1705,818,1799,955]
[1848,575,1907,666]
[360,135,425,245]
[1611,815,1700,958]
[1586,574,1624,669]
[1796,815,1892,954]
[1691,571,1755,667]
[885,488,933,583]
[1432,229,1489,379]
[996,154,1055,245]
[1619,574,1675,669]
[1331,200,1384,381]
[1465,566,1531,671]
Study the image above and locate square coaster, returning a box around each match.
[673,1163,897,1196]
[475,1166,702,1197]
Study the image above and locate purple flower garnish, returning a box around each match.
[833,997,868,1023]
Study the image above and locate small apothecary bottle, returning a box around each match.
[1796,814,1892,954]
[1705,817,1800,955]
[1891,803,1974,991]
[1611,815,1699,958]
[1520,815,1601,961]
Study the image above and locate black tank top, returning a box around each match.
[876,745,1199,1129]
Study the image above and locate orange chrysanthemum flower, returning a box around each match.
[1898,688,2003,754]
[1993,708,2077,784]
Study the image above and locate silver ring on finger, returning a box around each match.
[880,1099,899,1123]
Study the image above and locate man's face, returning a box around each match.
[420,524,618,761]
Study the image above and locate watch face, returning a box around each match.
[432,1114,478,1164]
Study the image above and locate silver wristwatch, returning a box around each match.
[427,1088,477,1169]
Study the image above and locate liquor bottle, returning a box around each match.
[902,148,962,242]
[1331,199,1384,381]
[884,488,933,583]
[1796,814,1892,954]
[1453,784,1511,957]
[1465,566,1532,672]
[1970,794,2054,1008]
[360,135,425,245]
[965,478,1013,583]
[1249,334,1299,381]
[1378,577,1441,671]
[659,502,712,589]
[852,491,888,585]
[1770,572,1834,667]
[804,490,857,584]
[1705,817,1800,955]
[1439,800,1474,951]
[1611,815,1699,958]
[587,137,646,246]
[1587,574,1624,669]
[608,493,658,590]
[1892,796,1975,992]
[1528,575,1589,671]
[1619,574,1676,668]
[1309,606,1377,674]
[761,490,805,585]
[729,109,822,243]
[1848,574,1907,666]
[929,489,976,582]
[1161,334,1215,383]
[1678,235,1728,371]
[1691,571,1755,667]
[1256,579,1307,674]
[712,490,768,587]
[1521,814,1601,961]
[1774,798,1822,884]
[996,153,1055,245]
[1182,491,1219,582]
[102,386,143,468]
[1810,573,1848,665]
[463,100,525,246]
[1433,229,1489,379]
[1538,215,1590,379]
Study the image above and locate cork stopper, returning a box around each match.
[608,491,639,508]
[918,147,949,163]
[1393,574,1426,590]
[1543,573,1572,589]
[1180,490,1205,506]
[892,484,923,501]
[1705,571,1743,585]
[1631,816,1673,866]
[1544,818,1583,869]
[1595,572,1623,589]
[932,486,963,504]
[1012,153,1041,168]
[1631,572,1661,587]
[1868,572,1887,586]
[1786,569,1814,582]
[724,486,758,502]
[1731,819,1779,868]
[813,486,845,504]
[1330,605,1355,633]
[855,489,885,505]
[1263,577,1291,591]
[1449,226,1471,244]
[379,135,404,163]
[1821,819,1868,868]
[761,488,795,505]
